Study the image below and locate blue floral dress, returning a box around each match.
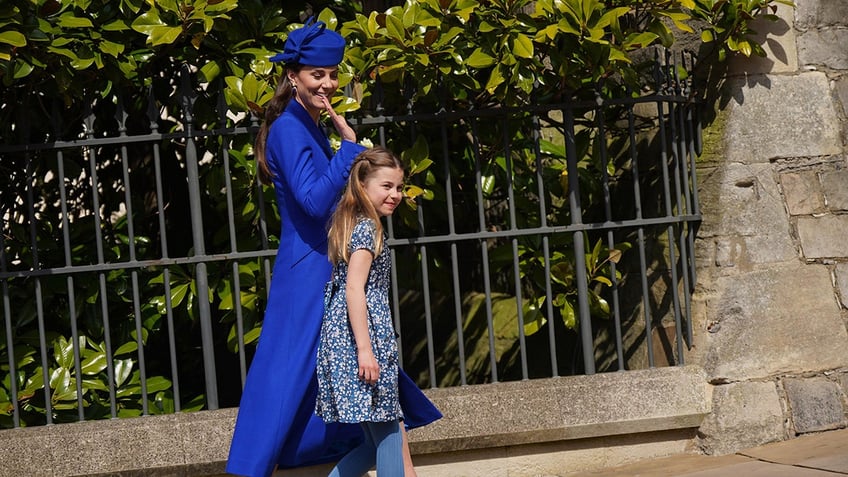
[316,218,402,423]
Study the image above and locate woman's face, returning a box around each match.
[289,66,339,119]
[363,167,404,217]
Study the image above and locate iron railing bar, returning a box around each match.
[1,223,21,427]
[684,103,702,346]
[398,215,705,241]
[346,95,694,127]
[0,127,261,154]
[116,95,149,415]
[594,101,625,371]
[660,51,688,366]
[180,66,218,409]
[0,215,702,280]
[683,50,703,349]
[25,154,54,424]
[84,108,118,417]
[441,115,467,386]
[531,99,558,378]
[0,250,277,279]
[563,107,595,375]
[502,118,528,380]
[56,149,86,420]
[416,91,436,389]
[672,100,695,355]
[149,87,182,410]
[419,244,437,388]
[218,84,248,385]
[654,58,683,368]
[626,98,655,372]
[469,117,499,383]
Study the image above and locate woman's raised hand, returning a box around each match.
[321,95,356,143]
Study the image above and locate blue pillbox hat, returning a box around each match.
[270,17,345,67]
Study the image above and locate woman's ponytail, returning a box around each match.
[255,70,297,185]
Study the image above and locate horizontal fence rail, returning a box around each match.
[0,51,701,429]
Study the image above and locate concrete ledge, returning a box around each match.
[0,366,710,477]
[409,365,710,454]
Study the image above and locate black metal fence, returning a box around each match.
[0,51,701,429]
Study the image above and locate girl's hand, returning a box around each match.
[357,348,379,385]
[321,95,356,143]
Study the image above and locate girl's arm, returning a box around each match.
[346,248,379,385]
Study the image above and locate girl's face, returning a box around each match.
[288,66,339,120]
[363,167,404,217]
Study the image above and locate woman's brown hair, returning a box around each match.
[327,146,404,265]
[254,67,300,185]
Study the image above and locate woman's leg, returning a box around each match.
[400,424,417,477]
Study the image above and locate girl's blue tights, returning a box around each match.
[328,420,404,476]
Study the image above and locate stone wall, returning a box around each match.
[691,0,848,455]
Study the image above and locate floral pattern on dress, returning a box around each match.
[316,217,401,423]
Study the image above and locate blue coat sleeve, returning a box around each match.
[273,136,366,220]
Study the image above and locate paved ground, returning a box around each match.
[213,428,848,476]
[564,428,848,476]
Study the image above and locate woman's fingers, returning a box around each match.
[321,95,356,143]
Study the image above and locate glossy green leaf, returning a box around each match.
[559,297,576,329]
[114,359,133,387]
[0,30,26,47]
[385,13,405,41]
[57,14,94,29]
[484,64,506,93]
[512,33,533,59]
[54,337,74,369]
[50,367,71,393]
[145,376,172,393]
[80,352,108,375]
[100,40,125,58]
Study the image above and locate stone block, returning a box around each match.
[821,169,848,212]
[0,427,55,477]
[703,262,848,382]
[178,407,237,465]
[409,366,710,454]
[795,0,848,29]
[723,72,842,163]
[780,170,824,215]
[697,381,784,455]
[49,415,185,476]
[839,372,848,399]
[407,429,695,477]
[797,29,848,70]
[836,76,848,117]
[697,163,796,265]
[836,263,848,309]
[784,377,847,434]
[797,215,848,259]
[728,2,797,74]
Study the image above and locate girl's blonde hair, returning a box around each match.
[327,146,404,265]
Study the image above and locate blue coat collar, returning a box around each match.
[287,99,333,159]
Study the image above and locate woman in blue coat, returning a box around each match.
[226,19,441,477]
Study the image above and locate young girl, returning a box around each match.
[316,146,408,476]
